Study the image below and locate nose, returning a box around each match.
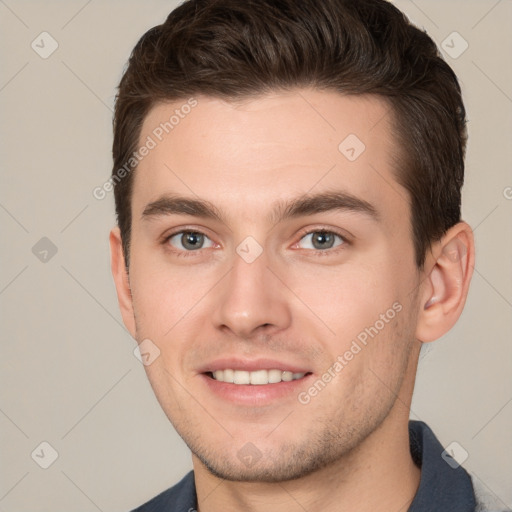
[211,248,292,339]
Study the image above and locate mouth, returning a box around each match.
[200,365,314,406]
[205,369,313,385]
[198,358,314,405]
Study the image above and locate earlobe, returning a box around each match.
[416,223,475,343]
[109,227,137,338]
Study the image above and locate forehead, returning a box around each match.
[132,89,406,226]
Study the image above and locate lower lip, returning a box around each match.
[200,373,314,406]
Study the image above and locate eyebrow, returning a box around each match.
[141,191,379,224]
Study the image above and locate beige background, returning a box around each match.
[1,0,511,510]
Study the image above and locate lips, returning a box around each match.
[199,357,311,375]
[197,357,314,405]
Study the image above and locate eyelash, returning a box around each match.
[162,227,349,258]
[163,229,216,259]
[295,227,349,256]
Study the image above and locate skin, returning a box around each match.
[110,89,474,512]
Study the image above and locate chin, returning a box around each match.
[191,437,350,484]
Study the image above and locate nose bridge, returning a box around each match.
[212,245,291,337]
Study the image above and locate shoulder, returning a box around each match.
[408,421,510,512]
[408,420,477,511]
[129,471,197,512]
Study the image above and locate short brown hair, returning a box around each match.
[112,0,467,268]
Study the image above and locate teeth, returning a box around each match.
[282,371,293,382]
[233,370,250,384]
[268,369,282,383]
[223,369,234,383]
[210,369,306,385]
[250,369,268,385]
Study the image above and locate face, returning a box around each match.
[119,90,424,482]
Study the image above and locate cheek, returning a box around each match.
[287,257,415,401]
[287,259,401,341]
[128,250,210,337]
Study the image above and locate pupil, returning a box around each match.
[313,231,333,249]
[183,232,203,250]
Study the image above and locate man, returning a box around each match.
[109,0,492,510]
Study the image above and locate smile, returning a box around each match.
[208,369,309,385]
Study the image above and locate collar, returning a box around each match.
[131,421,477,511]
[408,420,476,511]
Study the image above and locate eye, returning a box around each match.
[297,230,346,251]
[167,230,215,251]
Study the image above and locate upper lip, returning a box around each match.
[198,357,312,374]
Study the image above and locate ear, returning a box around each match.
[415,222,475,343]
[109,227,136,338]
